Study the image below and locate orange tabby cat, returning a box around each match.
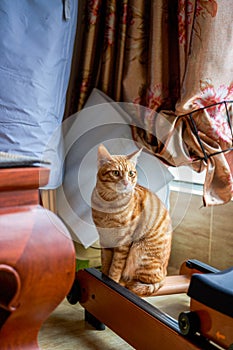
[91,144,172,296]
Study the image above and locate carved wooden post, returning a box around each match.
[0,167,76,350]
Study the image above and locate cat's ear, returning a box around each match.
[97,144,113,168]
[127,148,142,166]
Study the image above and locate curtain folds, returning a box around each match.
[64,0,233,206]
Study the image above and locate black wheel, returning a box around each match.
[178,311,200,336]
[85,310,105,331]
[66,278,81,305]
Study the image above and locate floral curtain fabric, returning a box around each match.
[65,0,233,206]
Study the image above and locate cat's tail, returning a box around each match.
[126,280,164,297]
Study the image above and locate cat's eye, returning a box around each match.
[112,170,120,176]
[128,170,135,177]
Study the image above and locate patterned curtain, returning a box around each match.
[65,0,233,206]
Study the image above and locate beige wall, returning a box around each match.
[168,191,233,274]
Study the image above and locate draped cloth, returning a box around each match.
[65,0,233,206]
[131,102,233,206]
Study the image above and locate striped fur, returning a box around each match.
[91,144,172,296]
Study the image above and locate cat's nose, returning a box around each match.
[122,179,128,186]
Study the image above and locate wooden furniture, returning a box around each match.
[0,166,76,350]
[73,260,233,350]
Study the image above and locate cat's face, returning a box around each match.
[96,144,142,194]
[98,156,137,193]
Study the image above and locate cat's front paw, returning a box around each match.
[121,272,131,283]
[119,279,127,287]
[126,281,163,297]
[108,272,121,284]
